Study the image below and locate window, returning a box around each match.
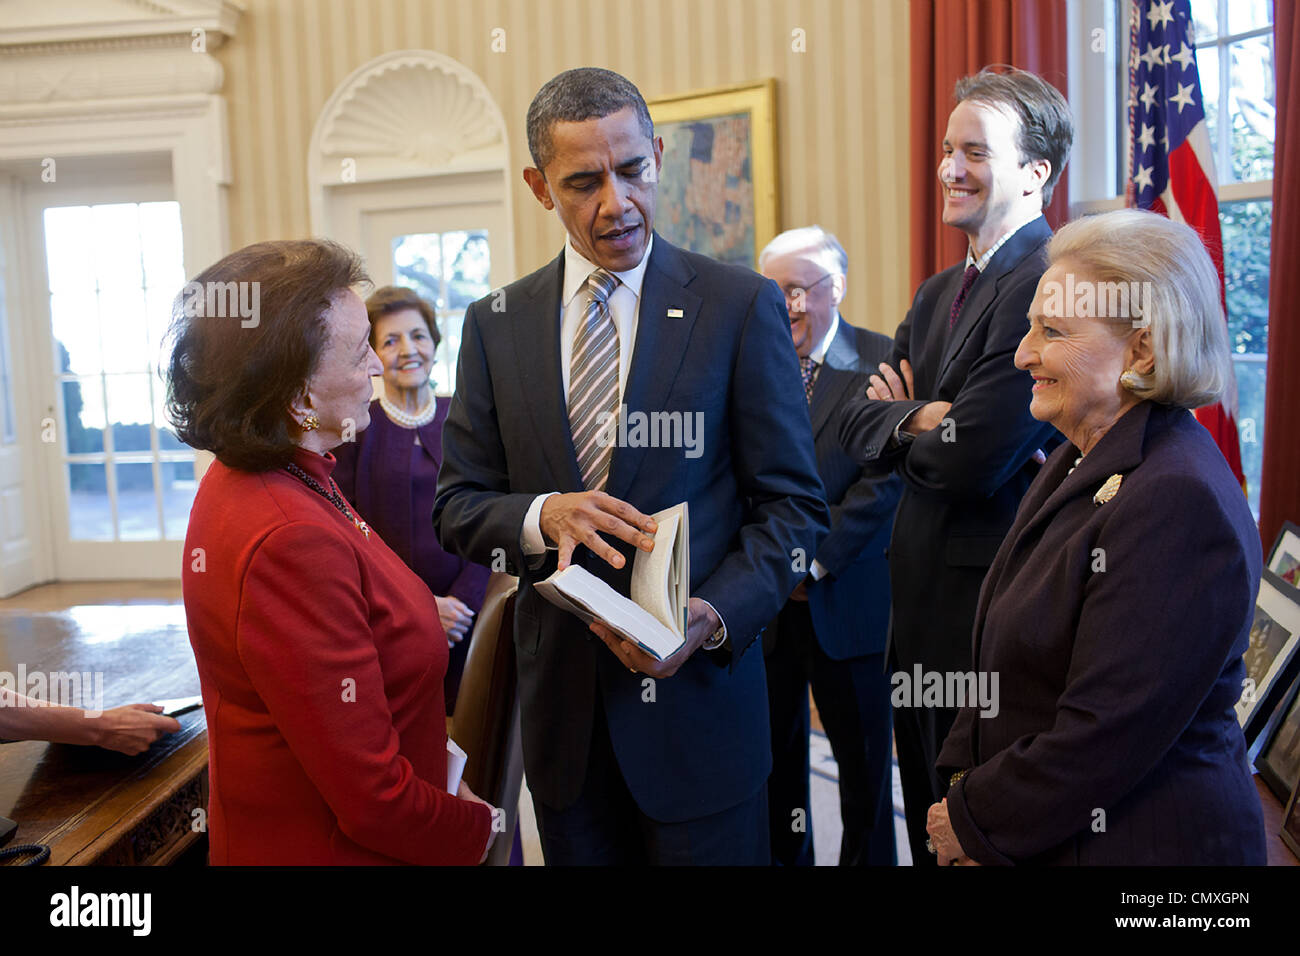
[391,230,491,395]
[1072,0,1275,516]
[43,201,198,541]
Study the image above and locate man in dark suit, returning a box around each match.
[434,67,829,865]
[758,226,901,866]
[837,67,1073,865]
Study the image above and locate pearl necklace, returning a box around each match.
[379,388,437,429]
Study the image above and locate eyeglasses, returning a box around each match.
[779,272,835,304]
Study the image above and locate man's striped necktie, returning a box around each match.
[568,268,621,490]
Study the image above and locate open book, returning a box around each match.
[534,503,689,661]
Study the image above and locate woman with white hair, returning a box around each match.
[925,208,1266,865]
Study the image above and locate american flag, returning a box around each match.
[1128,0,1246,490]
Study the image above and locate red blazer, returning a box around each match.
[183,447,492,865]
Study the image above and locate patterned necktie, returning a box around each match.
[568,269,621,490]
[799,355,818,403]
[949,263,981,330]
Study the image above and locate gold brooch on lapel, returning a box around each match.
[1093,473,1123,506]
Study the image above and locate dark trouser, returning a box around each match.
[888,645,958,867]
[766,600,897,866]
[532,699,769,866]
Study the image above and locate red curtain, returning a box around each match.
[909,0,1071,293]
[1259,6,1300,552]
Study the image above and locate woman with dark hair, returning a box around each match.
[333,286,490,714]
[168,240,495,865]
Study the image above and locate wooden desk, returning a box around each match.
[0,596,207,865]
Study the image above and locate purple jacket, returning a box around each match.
[334,397,489,614]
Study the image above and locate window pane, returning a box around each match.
[154,381,186,451]
[1233,356,1266,517]
[442,230,491,307]
[1228,0,1272,36]
[91,204,143,292]
[1229,35,1275,181]
[106,374,153,453]
[43,206,95,294]
[62,377,105,454]
[1189,0,1218,42]
[161,459,197,540]
[139,202,184,290]
[67,462,111,541]
[115,461,159,540]
[1222,199,1272,355]
[99,286,149,373]
[392,233,444,308]
[145,285,176,374]
[50,290,102,375]
[1198,45,1220,170]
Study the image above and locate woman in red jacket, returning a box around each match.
[166,239,495,865]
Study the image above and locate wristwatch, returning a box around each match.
[702,625,727,651]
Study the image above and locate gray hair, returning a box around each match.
[1047,208,1232,410]
[526,68,654,172]
[757,225,848,277]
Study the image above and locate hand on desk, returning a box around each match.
[589,597,720,680]
[90,704,183,756]
[540,491,658,571]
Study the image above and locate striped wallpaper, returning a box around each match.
[213,0,912,334]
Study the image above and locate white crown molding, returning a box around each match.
[0,0,242,53]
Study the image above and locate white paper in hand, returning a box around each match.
[446,737,468,793]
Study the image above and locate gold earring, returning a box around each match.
[1119,369,1143,392]
[302,413,320,432]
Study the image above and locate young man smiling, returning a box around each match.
[838,67,1073,866]
[435,68,828,865]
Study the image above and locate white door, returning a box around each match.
[326,172,509,396]
[25,174,198,580]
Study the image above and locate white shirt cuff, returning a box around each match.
[520,493,558,567]
[699,599,727,649]
[809,559,829,581]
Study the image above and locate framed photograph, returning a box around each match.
[1267,521,1300,589]
[1254,671,1300,802]
[647,80,778,269]
[1281,777,1300,862]
[1237,570,1300,746]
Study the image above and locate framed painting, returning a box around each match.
[1238,570,1300,747]
[1267,521,1300,589]
[648,80,778,269]
[1255,671,1300,804]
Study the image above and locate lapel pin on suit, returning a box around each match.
[666,308,684,318]
[1094,473,1124,506]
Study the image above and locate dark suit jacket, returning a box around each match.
[837,216,1060,675]
[781,319,901,660]
[937,402,1267,865]
[433,235,830,822]
[334,398,489,611]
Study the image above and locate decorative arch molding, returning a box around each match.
[309,50,512,234]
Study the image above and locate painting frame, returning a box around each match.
[1255,669,1300,803]
[1267,520,1300,590]
[1281,775,1300,863]
[647,79,779,269]
[1238,570,1300,747]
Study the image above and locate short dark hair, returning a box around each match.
[954,66,1074,208]
[365,285,441,349]
[165,239,369,473]
[526,67,654,171]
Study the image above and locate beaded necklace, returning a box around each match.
[284,462,371,539]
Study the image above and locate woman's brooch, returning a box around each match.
[1093,473,1123,506]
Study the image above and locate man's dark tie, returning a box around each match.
[799,355,818,403]
[948,264,981,330]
